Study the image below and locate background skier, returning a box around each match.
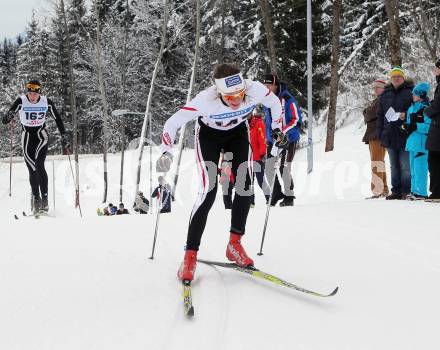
[2,80,69,212]
[262,74,302,207]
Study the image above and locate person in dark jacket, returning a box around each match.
[262,74,302,206]
[377,66,414,200]
[363,78,389,198]
[152,176,173,213]
[116,203,129,215]
[423,59,440,202]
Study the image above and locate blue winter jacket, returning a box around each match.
[405,100,431,152]
[377,81,414,149]
[264,83,302,144]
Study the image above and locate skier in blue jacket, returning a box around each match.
[403,82,431,199]
[262,74,302,206]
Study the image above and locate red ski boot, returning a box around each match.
[177,250,198,281]
[226,233,254,267]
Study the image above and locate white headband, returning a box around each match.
[215,73,246,95]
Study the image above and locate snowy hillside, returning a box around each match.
[1,123,439,350]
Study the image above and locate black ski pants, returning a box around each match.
[186,120,252,251]
[266,142,297,204]
[428,150,440,197]
[21,126,49,198]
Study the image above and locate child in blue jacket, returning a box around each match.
[404,82,431,199]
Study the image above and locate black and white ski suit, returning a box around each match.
[6,95,65,198]
[160,80,282,250]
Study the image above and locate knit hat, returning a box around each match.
[389,66,405,78]
[412,82,430,99]
[372,78,386,89]
[262,74,279,86]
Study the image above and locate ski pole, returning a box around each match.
[52,160,56,212]
[67,151,83,218]
[149,179,167,260]
[9,123,13,197]
[258,147,282,256]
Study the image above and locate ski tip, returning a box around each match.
[328,286,339,297]
[186,306,194,317]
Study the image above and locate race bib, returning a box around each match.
[18,95,48,127]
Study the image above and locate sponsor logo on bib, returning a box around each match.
[23,107,47,112]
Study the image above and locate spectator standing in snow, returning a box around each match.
[377,66,414,200]
[362,78,389,199]
[423,59,440,202]
[402,82,431,200]
[152,176,173,213]
[262,74,302,207]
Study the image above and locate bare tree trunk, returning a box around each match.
[60,0,81,214]
[219,0,225,63]
[135,0,169,206]
[119,0,129,203]
[93,0,110,203]
[384,0,402,66]
[409,1,440,61]
[259,0,277,74]
[325,0,342,153]
[172,0,201,198]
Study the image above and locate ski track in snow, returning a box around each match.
[1,122,439,350]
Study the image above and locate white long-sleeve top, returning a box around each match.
[160,79,283,153]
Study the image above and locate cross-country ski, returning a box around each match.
[198,259,338,298]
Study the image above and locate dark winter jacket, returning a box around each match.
[152,184,173,213]
[362,97,380,143]
[377,81,414,149]
[116,208,129,215]
[264,83,302,144]
[424,80,440,152]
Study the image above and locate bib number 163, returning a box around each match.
[25,112,45,120]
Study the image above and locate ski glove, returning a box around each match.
[272,129,289,149]
[156,152,173,173]
[61,133,71,151]
[401,122,417,135]
[2,112,14,125]
[409,111,424,124]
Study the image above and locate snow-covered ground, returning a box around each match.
[0,123,439,350]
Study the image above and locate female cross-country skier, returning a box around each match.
[156,63,286,282]
[2,80,69,212]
